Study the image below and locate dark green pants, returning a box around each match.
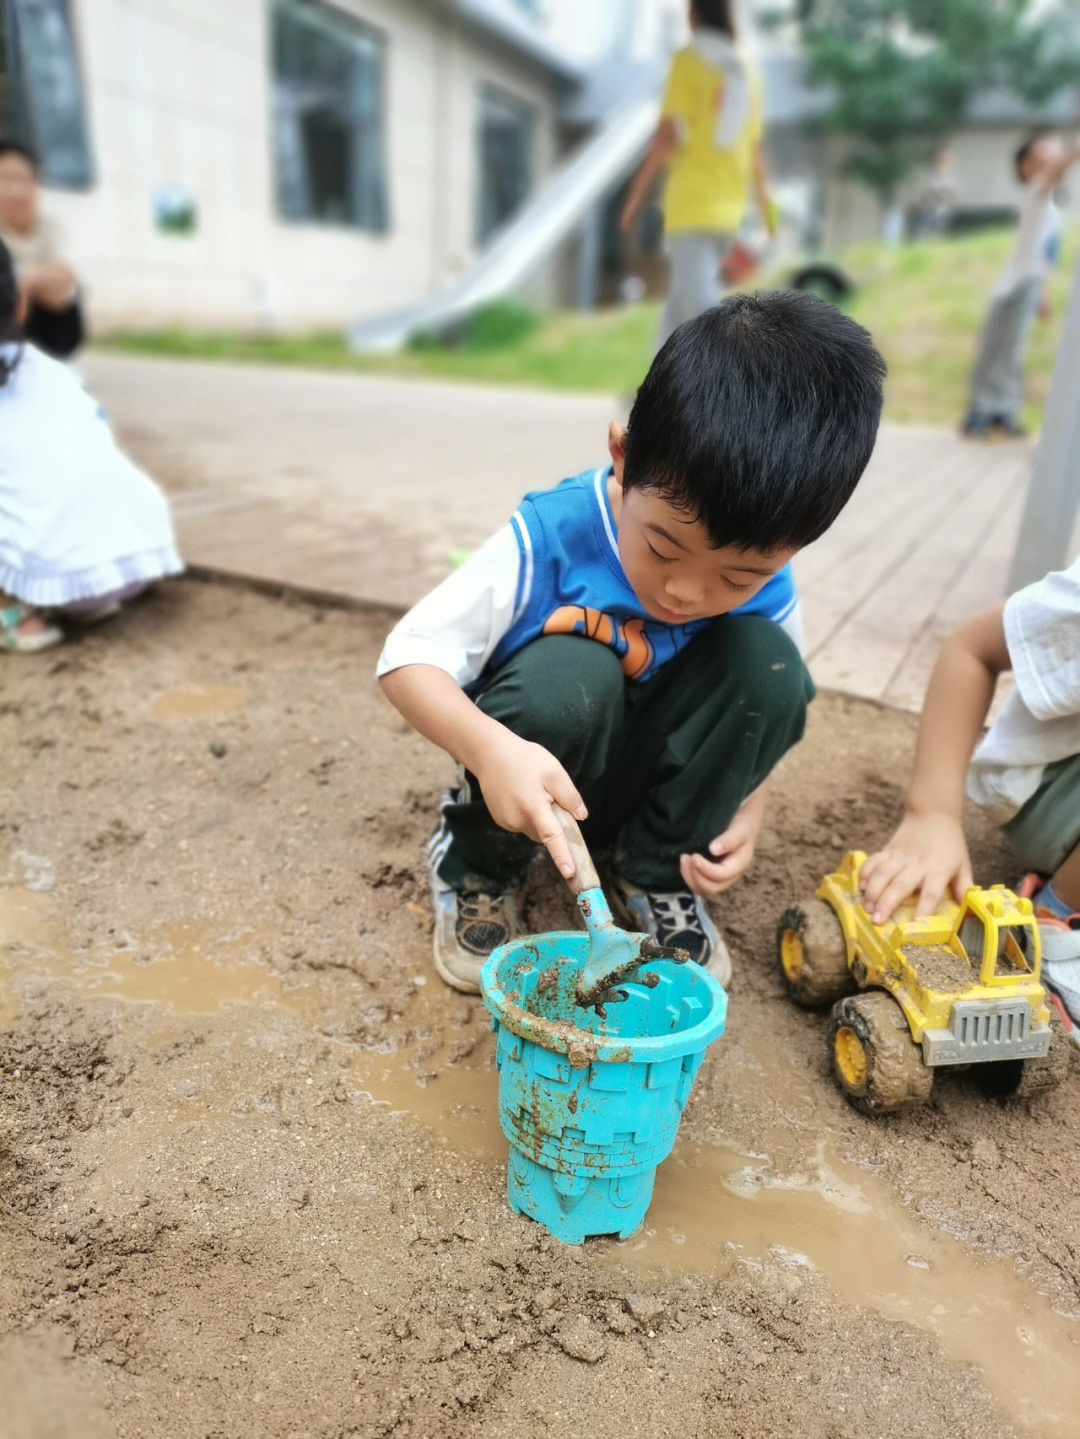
[435,616,814,892]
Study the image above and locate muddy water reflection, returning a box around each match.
[145,684,245,721]
[1,902,298,1015]
[617,1138,1080,1435]
[3,892,1077,1436]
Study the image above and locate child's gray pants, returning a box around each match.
[1002,753,1080,876]
[968,278,1041,423]
[657,231,732,348]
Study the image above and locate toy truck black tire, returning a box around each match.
[977,1012,1071,1100]
[777,900,853,1008]
[828,991,934,1115]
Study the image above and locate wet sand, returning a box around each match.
[2,578,1078,1439]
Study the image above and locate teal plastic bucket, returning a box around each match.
[479,932,727,1245]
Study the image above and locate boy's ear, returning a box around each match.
[608,420,627,479]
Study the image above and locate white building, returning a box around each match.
[9,0,589,330]
[8,0,1074,335]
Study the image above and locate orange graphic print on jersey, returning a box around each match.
[541,606,655,679]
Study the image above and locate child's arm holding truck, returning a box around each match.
[860,605,1011,923]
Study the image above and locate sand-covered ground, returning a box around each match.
[2,579,1078,1439]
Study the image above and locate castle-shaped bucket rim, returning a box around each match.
[480,931,727,1068]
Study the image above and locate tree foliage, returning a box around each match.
[797,0,1080,206]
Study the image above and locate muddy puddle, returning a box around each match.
[0,890,310,1020]
[3,888,1078,1436]
[145,683,245,722]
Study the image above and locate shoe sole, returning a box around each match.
[431,944,483,995]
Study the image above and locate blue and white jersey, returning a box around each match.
[377,467,800,689]
[489,469,796,683]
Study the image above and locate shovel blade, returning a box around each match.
[573,888,688,1006]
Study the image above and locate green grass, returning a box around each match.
[96,228,1078,429]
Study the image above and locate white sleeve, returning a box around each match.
[376,523,523,688]
[1004,557,1080,721]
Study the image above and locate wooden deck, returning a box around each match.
[81,354,1043,714]
[796,425,1032,710]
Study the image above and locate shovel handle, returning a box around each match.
[552,805,600,895]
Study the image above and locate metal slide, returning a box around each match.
[347,92,659,353]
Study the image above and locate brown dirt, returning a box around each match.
[900,943,976,991]
[2,578,1079,1439]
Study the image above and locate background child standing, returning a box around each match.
[961,130,1080,438]
[619,0,773,347]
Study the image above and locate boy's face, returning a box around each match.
[607,422,796,624]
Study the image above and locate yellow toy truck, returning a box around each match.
[777,851,1069,1115]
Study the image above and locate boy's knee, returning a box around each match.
[476,636,626,749]
[714,616,812,701]
[720,618,814,744]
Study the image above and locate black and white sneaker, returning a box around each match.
[428,872,521,993]
[609,876,732,986]
[426,778,521,992]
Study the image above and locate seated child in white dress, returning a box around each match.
[0,240,183,650]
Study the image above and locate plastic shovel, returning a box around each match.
[551,805,688,1008]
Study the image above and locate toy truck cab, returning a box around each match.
[777,852,1066,1114]
[914,888,1051,1065]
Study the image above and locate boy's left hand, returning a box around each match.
[680,786,767,898]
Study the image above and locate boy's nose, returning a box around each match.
[665,575,704,604]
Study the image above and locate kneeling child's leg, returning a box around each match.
[602,616,814,890]
[433,635,626,893]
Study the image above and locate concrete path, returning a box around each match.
[81,351,1036,711]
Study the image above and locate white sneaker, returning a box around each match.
[426,820,521,994]
[608,876,732,987]
[1032,919,1080,1031]
[1040,932,1080,1031]
[1017,875,1080,1029]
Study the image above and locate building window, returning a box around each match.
[271,0,389,232]
[476,85,534,244]
[0,0,92,188]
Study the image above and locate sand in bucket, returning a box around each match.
[479,810,727,1245]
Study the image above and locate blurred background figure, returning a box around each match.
[914,146,958,238]
[961,130,1080,440]
[0,239,181,652]
[619,0,773,347]
[0,139,83,360]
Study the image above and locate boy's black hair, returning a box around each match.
[0,136,38,170]
[692,0,735,36]
[623,292,885,553]
[0,238,22,386]
[1014,131,1047,181]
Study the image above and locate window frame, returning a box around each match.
[269,0,391,234]
[475,80,536,245]
[0,0,93,189]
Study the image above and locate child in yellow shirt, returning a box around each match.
[620,0,773,346]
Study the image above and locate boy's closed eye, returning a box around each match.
[643,540,754,589]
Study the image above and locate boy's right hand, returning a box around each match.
[859,812,973,925]
[473,731,587,883]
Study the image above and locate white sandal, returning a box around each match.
[0,600,64,651]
